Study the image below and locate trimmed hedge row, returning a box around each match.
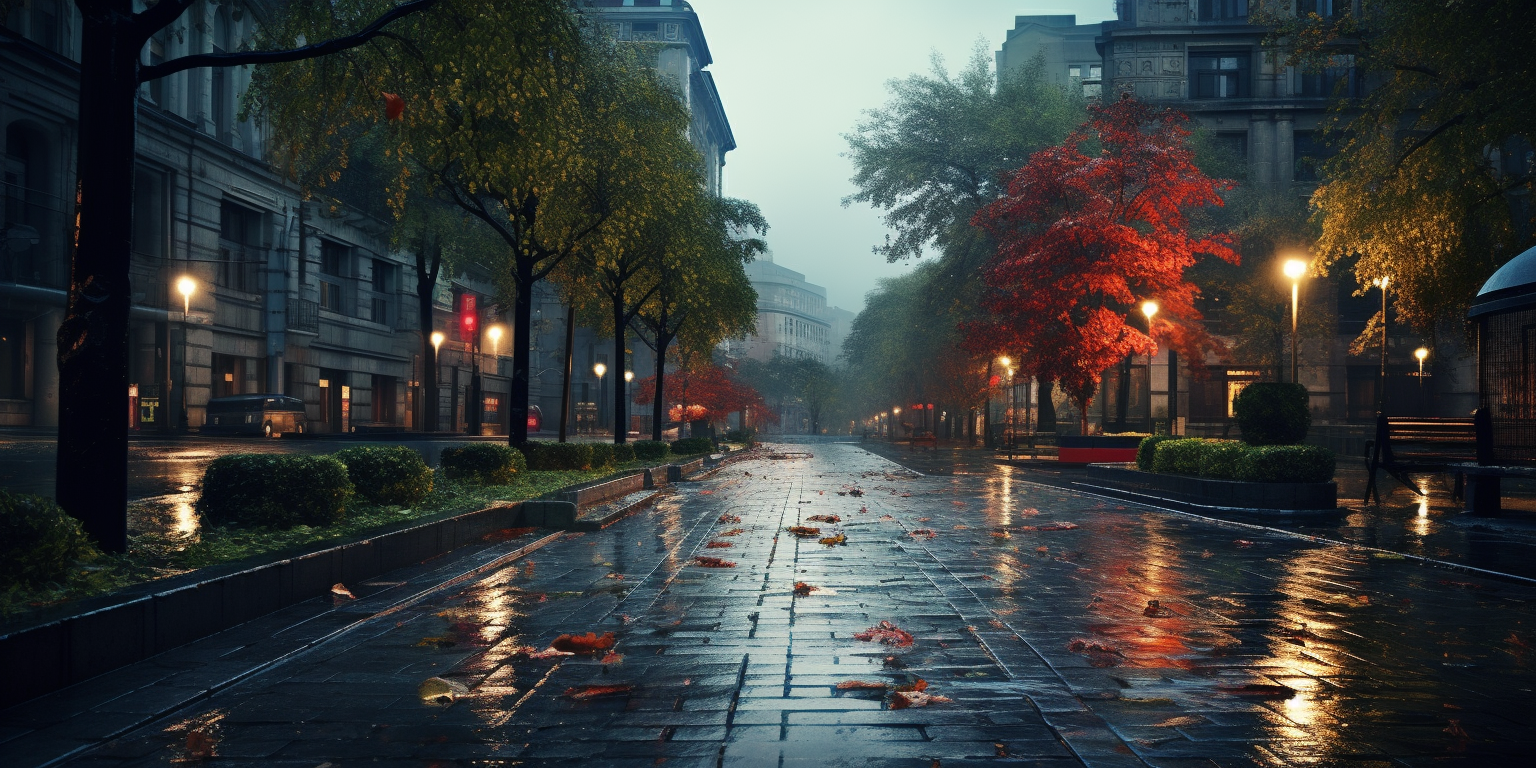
[633,441,670,461]
[0,490,99,586]
[725,428,757,447]
[1233,382,1310,445]
[335,446,434,504]
[671,437,714,456]
[440,444,526,485]
[1137,436,1335,484]
[198,454,353,528]
[520,441,593,471]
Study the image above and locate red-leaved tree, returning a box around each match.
[966,95,1238,434]
[632,364,774,429]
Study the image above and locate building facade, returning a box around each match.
[726,255,836,365]
[996,15,1103,98]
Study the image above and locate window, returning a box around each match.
[1089,64,1102,79]
[371,298,388,325]
[1069,65,1081,78]
[218,200,263,292]
[1189,50,1251,99]
[1298,55,1359,98]
[319,240,349,314]
[132,168,166,260]
[1293,130,1336,182]
[1298,0,1339,18]
[0,318,24,399]
[371,258,395,292]
[1197,0,1248,21]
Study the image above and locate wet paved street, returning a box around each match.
[26,443,1536,766]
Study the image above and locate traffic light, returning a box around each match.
[458,293,478,342]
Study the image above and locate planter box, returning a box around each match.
[1057,434,1144,465]
[557,472,646,508]
[1082,463,1336,512]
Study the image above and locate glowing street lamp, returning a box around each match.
[1372,275,1391,410]
[430,331,444,355]
[1141,301,1159,432]
[1415,347,1429,390]
[176,276,196,316]
[487,325,503,358]
[1283,259,1308,386]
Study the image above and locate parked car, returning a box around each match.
[527,404,543,433]
[203,395,307,438]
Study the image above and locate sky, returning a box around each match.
[687,0,1114,313]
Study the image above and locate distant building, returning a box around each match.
[996,15,1103,98]
[728,254,834,364]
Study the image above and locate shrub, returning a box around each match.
[671,437,714,456]
[725,428,757,447]
[334,446,434,505]
[588,442,615,469]
[440,443,526,485]
[1198,441,1249,480]
[1151,438,1206,476]
[612,443,636,463]
[1233,382,1310,446]
[198,454,353,529]
[519,441,593,471]
[0,490,99,586]
[1136,435,1177,471]
[1237,445,1336,483]
[632,440,670,461]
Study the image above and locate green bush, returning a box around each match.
[0,490,99,586]
[588,442,616,469]
[633,440,670,461]
[439,443,526,485]
[725,428,757,447]
[671,437,714,456]
[334,446,433,505]
[1233,382,1310,446]
[1237,445,1336,483]
[1198,441,1249,480]
[612,443,636,463]
[198,454,353,529]
[1151,439,1206,476]
[519,441,593,471]
[1136,435,1177,471]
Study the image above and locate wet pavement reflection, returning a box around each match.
[54,442,1536,767]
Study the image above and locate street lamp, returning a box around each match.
[1141,301,1159,433]
[1006,366,1016,461]
[488,325,503,358]
[624,370,634,439]
[1283,259,1308,386]
[175,276,196,431]
[429,332,445,432]
[1415,347,1429,391]
[176,276,196,316]
[1372,276,1391,410]
[593,363,607,431]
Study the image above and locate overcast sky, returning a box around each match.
[686,0,1114,313]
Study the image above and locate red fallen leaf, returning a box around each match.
[693,556,736,568]
[1035,546,1049,553]
[806,514,841,523]
[331,583,356,599]
[382,91,404,120]
[854,621,915,647]
[600,651,623,664]
[891,689,950,709]
[786,526,822,537]
[879,514,894,520]
[706,541,734,548]
[894,679,928,693]
[1067,639,1123,656]
[836,680,889,690]
[951,501,967,507]
[718,514,742,524]
[991,531,1011,539]
[819,533,847,546]
[1034,522,1079,531]
[859,506,869,513]
[1507,632,1530,649]
[1234,539,1255,547]
[564,684,633,699]
[1020,507,1040,516]
[718,528,745,536]
[699,490,714,495]
[185,728,219,759]
[551,632,617,654]
[793,582,815,596]
[908,529,937,539]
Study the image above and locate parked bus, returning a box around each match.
[203,395,307,438]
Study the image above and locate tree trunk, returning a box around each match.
[1115,355,1131,429]
[1037,378,1057,433]
[611,289,627,443]
[558,304,574,442]
[507,256,534,445]
[415,249,440,432]
[55,3,140,553]
[651,327,673,442]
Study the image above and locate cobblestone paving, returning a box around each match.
[52,444,1536,767]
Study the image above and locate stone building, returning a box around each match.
[996,15,1103,98]
[728,254,835,365]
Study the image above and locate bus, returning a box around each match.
[203,395,307,438]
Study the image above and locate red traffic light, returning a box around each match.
[458,294,478,341]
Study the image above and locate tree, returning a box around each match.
[736,355,841,434]
[842,48,1083,435]
[968,96,1238,434]
[632,361,769,432]
[629,196,763,441]
[40,0,436,552]
[1257,0,1536,331]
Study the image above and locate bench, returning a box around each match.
[1363,414,1479,504]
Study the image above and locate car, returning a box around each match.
[527,404,543,432]
[203,394,307,437]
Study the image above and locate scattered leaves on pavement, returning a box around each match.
[564,684,634,700]
[837,680,889,690]
[819,533,847,546]
[786,526,822,537]
[717,514,742,524]
[717,528,745,536]
[706,541,734,548]
[551,632,616,654]
[854,621,915,647]
[908,529,936,539]
[693,556,736,568]
[806,514,841,523]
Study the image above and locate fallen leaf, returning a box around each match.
[717,528,745,536]
[952,524,968,530]
[418,676,469,703]
[837,680,889,690]
[908,529,937,539]
[381,91,405,120]
[517,646,576,659]
[991,531,1011,539]
[891,690,951,709]
[793,582,815,596]
[917,517,931,522]
[854,621,915,647]
[1019,507,1040,516]
[1200,550,1214,558]
[693,556,736,568]
[1034,522,1079,531]
[600,651,623,664]
[605,573,625,580]
[185,728,219,759]
[819,533,847,546]
[806,514,841,523]
[705,541,734,548]
[551,632,617,654]
[1035,546,1049,553]
[1234,539,1255,547]
[786,526,822,537]
[699,490,714,495]
[330,583,356,599]
[564,684,634,700]
[1445,719,1469,738]
[717,514,742,524]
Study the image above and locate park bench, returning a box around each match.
[1363,409,1532,513]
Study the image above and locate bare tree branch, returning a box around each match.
[132,0,196,39]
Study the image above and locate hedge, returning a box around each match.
[632,440,670,461]
[198,454,353,529]
[612,443,636,463]
[520,441,593,471]
[0,490,99,586]
[440,443,526,485]
[725,428,757,447]
[1233,382,1310,445]
[1151,439,1206,476]
[1236,445,1336,484]
[1197,441,1247,480]
[1136,435,1177,471]
[588,442,615,469]
[671,437,714,456]
[334,446,434,505]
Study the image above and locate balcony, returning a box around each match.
[287,298,319,334]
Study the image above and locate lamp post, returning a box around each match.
[1006,366,1016,461]
[1373,276,1390,411]
[998,356,1011,450]
[624,370,634,440]
[1283,259,1308,386]
[488,325,503,371]
[594,362,607,432]
[1141,301,1159,432]
[175,277,196,431]
[430,331,444,432]
[1415,346,1429,394]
